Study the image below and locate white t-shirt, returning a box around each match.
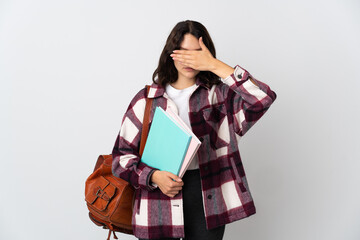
[165,83,199,170]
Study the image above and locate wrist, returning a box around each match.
[210,59,234,79]
[151,170,159,184]
[209,58,220,72]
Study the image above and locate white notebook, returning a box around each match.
[165,106,202,178]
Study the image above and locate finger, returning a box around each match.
[177,59,191,66]
[172,51,198,59]
[169,181,183,187]
[178,61,194,69]
[166,172,182,182]
[172,50,196,55]
[165,189,179,196]
[175,58,194,65]
[171,54,194,61]
[179,60,196,69]
[199,36,209,51]
[168,189,182,194]
[167,189,180,194]
[170,53,196,59]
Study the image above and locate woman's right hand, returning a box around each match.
[151,170,183,198]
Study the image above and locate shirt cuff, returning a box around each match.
[221,65,260,89]
[147,169,159,190]
[137,163,159,191]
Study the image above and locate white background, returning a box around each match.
[1,0,359,239]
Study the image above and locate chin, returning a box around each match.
[182,71,199,78]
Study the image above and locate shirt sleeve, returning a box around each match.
[221,65,277,137]
[111,87,159,191]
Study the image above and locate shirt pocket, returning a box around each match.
[202,103,231,149]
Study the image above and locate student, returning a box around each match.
[111,20,277,240]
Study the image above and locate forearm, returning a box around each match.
[209,59,234,79]
[221,65,277,136]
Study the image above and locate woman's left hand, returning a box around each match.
[170,37,216,71]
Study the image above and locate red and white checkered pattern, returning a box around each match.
[112,65,277,239]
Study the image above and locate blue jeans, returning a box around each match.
[139,168,226,240]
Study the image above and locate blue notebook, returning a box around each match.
[140,106,192,176]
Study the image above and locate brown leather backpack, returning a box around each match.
[85,85,153,240]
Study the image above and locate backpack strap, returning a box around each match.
[139,85,153,156]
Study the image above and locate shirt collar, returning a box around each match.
[147,77,209,99]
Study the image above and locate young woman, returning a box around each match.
[112,20,277,240]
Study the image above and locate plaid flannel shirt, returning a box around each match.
[112,64,277,239]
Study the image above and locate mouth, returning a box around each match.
[184,67,194,71]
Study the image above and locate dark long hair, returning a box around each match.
[152,20,222,88]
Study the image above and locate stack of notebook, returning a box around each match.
[140,106,202,178]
